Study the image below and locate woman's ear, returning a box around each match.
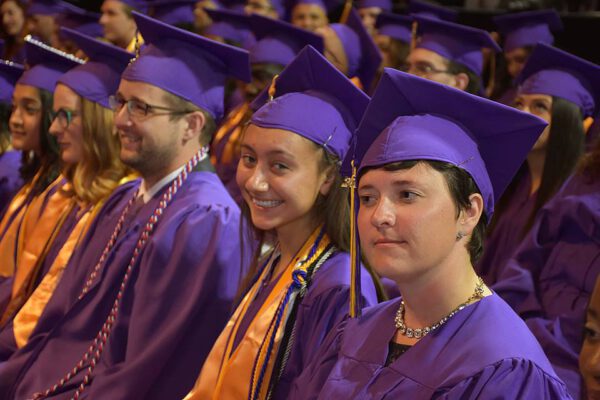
[319,165,336,196]
[458,193,484,236]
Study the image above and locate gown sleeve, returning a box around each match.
[434,358,573,400]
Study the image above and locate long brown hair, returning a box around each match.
[488,96,585,237]
[60,97,129,204]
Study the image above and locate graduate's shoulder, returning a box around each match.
[175,171,239,211]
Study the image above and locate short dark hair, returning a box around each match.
[361,160,488,263]
[161,91,217,146]
[446,60,482,95]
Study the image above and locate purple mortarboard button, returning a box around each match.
[376,12,412,43]
[122,12,250,121]
[408,0,457,21]
[516,43,600,118]
[58,28,133,108]
[249,13,323,66]
[353,69,547,217]
[251,45,370,160]
[27,0,80,16]
[149,0,196,25]
[205,8,256,49]
[493,10,562,53]
[356,0,392,12]
[18,36,84,93]
[414,15,501,76]
[0,59,25,103]
[56,6,103,38]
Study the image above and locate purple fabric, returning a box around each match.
[345,8,382,90]
[408,0,458,22]
[414,15,500,76]
[0,61,24,103]
[495,85,518,106]
[58,28,132,108]
[205,9,256,50]
[477,170,536,285]
[249,14,324,66]
[357,0,392,11]
[375,12,412,43]
[18,38,83,93]
[149,0,196,25]
[122,12,251,120]
[353,69,547,218]
[27,0,79,16]
[251,46,369,161]
[0,152,23,219]
[493,10,562,53]
[330,23,361,77]
[55,5,102,38]
[493,173,600,399]
[0,172,249,400]
[516,43,600,118]
[119,0,150,12]
[289,294,572,399]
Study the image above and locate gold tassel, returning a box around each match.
[410,21,418,52]
[342,160,359,318]
[339,0,352,24]
[268,74,279,101]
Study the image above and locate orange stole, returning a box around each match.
[12,200,104,347]
[184,228,331,400]
[0,172,45,279]
[10,177,72,301]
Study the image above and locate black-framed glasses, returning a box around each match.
[400,62,452,78]
[108,95,192,118]
[49,108,79,129]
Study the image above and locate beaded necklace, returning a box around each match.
[31,147,208,400]
[394,277,485,339]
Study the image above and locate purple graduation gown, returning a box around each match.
[493,173,600,399]
[289,294,572,399]
[0,151,23,218]
[0,202,84,361]
[0,170,247,400]
[477,170,536,285]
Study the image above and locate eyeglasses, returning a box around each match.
[108,95,192,119]
[49,108,79,129]
[400,62,452,78]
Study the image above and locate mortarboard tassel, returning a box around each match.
[339,0,353,24]
[410,20,418,52]
[342,160,361,318]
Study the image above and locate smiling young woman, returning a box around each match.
[184,46,380,400]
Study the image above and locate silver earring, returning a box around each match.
[456,232,465,241]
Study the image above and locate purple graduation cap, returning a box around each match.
[27,0,80,16]
[516,43,600,118]
[18,36,84,93]
[331,8,382,90]
[0,59,24,103]
[251,45,370,161]
[493,10,562,53]
[356,0,392,12]
[375,12,413,43]
[204,8,256,50]
[149,0,196,25]
[353,69,547,216]
[122,12,251,120]
[119,0,150,13]
[408,0,458,21]
[345,69,546,317]
[249,13,323,66]
[55,6,103,38]
[414,15,501,76]
[57,28,133,108]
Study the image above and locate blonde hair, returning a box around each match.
[61,97,130,204]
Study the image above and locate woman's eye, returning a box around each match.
[241,154,256,165]
[400,191,418,201]
[359,195,376,206]
[272,163,288,172]
[584,326,600,341]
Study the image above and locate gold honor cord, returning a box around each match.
[410,21,418,52]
